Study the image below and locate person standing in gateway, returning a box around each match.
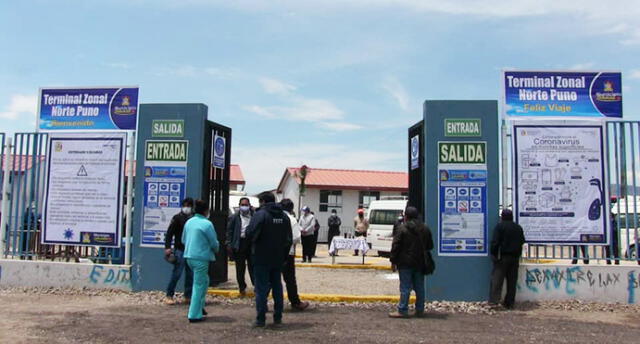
[163,198,194,305]
[489,209,525,309]
[226,197,255,295]
[182,200,219,323]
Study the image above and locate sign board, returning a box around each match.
[445,119,482,137]
[141,140,188,247]
[42,133,126,247]
[503,71,622,118]
[438,168,488,256]
[38,87,139,130]
[513,123,608,244]
[213,135,226,169]
[438,141,486,164]
[152,120,184,137]
[410,135,420,170]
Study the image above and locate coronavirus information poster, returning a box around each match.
[42,133,126,247]
[513,123,609,244]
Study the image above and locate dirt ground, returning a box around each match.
[2,289,640,344]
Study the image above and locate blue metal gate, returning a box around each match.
[1,133,125,263]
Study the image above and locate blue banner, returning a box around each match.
[503,71,622,118]
[39,87,139,130]
[438,169,488,256]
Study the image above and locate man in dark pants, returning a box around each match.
[490,209,525,309]
[605,212,620,265]
[327,209,341,253]
[164,198,194,305]
[246,192,292,328]
[280,198,310,311]
[571,245,589,264]
[226,197,255,295]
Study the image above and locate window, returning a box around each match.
[369,209,403,225]
[319,190,342,212]
[359,191,380,209]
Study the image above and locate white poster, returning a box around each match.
[513,123,608,244]
[42,133,126,247]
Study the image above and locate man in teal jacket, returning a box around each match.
[182,199,219,323]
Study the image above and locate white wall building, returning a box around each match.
[276,167,408,242]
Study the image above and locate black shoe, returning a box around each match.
[273,319,282,325]
[202,308,208,316]
[253,321,266,328]
[571,259,577,264]
[189,318,205,323]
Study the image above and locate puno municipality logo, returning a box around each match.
[596,80,622,102]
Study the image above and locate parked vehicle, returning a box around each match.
[366,198,407,256]
[611,196,640,259]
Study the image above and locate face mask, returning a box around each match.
[182,207,192,215]
[240,206,250,213]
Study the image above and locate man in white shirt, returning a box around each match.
[226,197,255,294]
[280,199,310,311]
[298,206,316,263]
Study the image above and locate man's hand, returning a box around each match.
[226,246,234,260]
[164,249,172,257]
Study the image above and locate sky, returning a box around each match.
[1,0,640,193]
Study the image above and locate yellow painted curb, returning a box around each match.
[208,289,415,303]
[521,259,556,264]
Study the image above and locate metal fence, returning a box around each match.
[1,133,124,263]
[521,120,640,264]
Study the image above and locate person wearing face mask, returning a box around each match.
[226,197,255,295]
[164,198,195,305]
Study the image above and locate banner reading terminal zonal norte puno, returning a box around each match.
[503,71,622,118]
[141,140,188,248]
[38,87,139,130]
[513,123,609,244]
[42,133,126,247]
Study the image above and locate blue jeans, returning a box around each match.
[186,258,209,320]
[398,268,426,314]
[166,249,193,298]
[254,265,284,324]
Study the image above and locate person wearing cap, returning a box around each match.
[353,208,369,256]
[298,206,316,263]
[489,209,525,309]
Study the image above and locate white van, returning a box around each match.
[611,196,640,259]
[229,191,259,215]
[366,198,407,256]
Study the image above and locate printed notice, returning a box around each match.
[513,124,608,244]
[42,133,126,247]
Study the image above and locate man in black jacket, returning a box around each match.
[226,197,255,294]
[246,192,293,328]
[489,209,526,309]
[389,206,433,318]
[327,209,341,252]
[164,198,194,305]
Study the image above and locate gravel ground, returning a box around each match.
[220,265,400,295]
[2,287,640,344]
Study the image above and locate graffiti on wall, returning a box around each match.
[521,266,639,304]
[88,265,131,287]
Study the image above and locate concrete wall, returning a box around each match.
[0,260,132,290]
[516,263,640,304]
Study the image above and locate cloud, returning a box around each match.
[145,1,640,46]
[233,143,402,192]
[381,76,411,112]
[568,62,595,71]
[629,69,640,80]
[0,94,37,121]
[259,77,297,95]
[105,62,132,69]
[245,78,361,131]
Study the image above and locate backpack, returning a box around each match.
[314,218,320,232]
